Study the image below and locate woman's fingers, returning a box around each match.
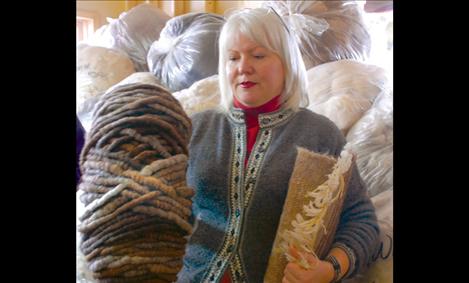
[289,245,319,267]
[284,262,302,281]
[289,244,301,259]
[302,250,319,267]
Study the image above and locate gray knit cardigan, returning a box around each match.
[177,107,380,283]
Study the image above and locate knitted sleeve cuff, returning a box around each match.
[331,242,356,279]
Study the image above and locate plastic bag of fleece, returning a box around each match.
[86,4,170,72]
[262,0,370,70]
[147,12,225,92]
[172,74,220,116]
[345,89,393,198]
[106,72,165,95]
[343,190,393,283]
[306,59,389,135]
[76,43,135,132]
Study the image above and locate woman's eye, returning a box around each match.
[229,57,238,61]
[254,55,265,59]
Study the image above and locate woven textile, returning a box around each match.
[264,147,354,282]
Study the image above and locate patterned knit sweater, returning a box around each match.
[177,107,380,283]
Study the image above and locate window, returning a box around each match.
[362,8,393,78]
[77,16,94,43]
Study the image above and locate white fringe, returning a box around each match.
[281,149,353,269]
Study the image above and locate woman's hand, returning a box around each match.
[282,245,335,283]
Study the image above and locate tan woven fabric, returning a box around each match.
[264,147,353,282]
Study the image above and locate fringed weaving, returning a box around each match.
[264,147,354,283]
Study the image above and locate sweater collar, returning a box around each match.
[232,95,281,116]
[233,95,281,128]
[229,96,294,128]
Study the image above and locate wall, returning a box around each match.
[76,1,263,30]
[214,1,242,15]
[215,0,262,14]
[185,1,206,13]
[76,1,127,29]
[159,0,219,17]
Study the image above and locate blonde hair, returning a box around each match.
[218,8,309,112]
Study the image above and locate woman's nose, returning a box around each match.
[238,57,253,74]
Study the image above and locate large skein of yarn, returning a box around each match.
[147,12,225,92]
[77,82,193,283]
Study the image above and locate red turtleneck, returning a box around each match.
[220,95,281,283]
[233,95,281,165]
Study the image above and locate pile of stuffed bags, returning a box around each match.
[78,4,225,132]
[77,2,393,282]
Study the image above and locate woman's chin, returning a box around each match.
[238,99,262,107]
[235,93,259,106]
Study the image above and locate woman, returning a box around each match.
[177,8,379,283]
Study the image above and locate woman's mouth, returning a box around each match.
[240,81,256,88]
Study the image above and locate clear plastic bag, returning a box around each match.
[76,43,135,131]
[343,190,393,283]
[105,72,165,94]
[85,4,170,72]
[85,19,115,47]
[262,1,370,69]
[345,89,393,197]
[172,74,221,116]
[147,12,225,92]
[306,59,389,135]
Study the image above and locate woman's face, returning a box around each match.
[227,33,285,107]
